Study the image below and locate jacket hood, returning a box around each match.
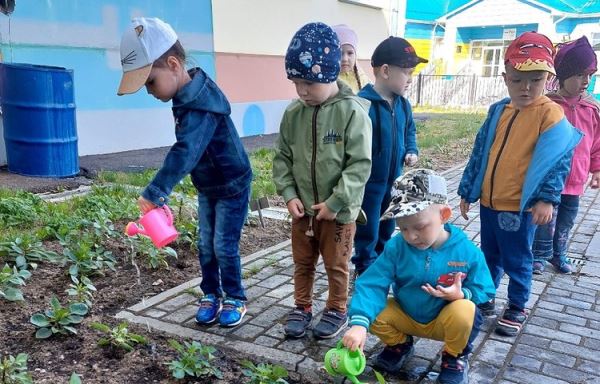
[436,224,465,251]
[506,95,555,110]
[358,83,386,102]
[320,80,370,110]
[172,68,231,115]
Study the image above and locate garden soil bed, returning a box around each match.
[0,214,295,384]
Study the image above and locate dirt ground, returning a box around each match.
[0,215,296,384]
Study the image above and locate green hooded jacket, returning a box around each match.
[273,81,372,224]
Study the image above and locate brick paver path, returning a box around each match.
[117,165,600,383]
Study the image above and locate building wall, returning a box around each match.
[211,0,389,137]
[0,0,214,162]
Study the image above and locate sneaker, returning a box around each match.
[550,257,573,274]
[284,307,312,338]
[532,261,545,275]
[372,336,415,374]
[195,294,221,324]
[437,351,469,384]
[219,298,247,327]
[477,299,495,317]
[312,309,348,339]
[495,306,527,337]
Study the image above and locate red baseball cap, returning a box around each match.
[504,31,555,75]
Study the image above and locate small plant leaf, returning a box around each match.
[3,287,24,301]
[69,373,82,384]
[90,322,111,333]
[30,314,50,327]
[35,327,53,339]
[69,303,89,315]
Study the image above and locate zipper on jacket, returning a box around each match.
[488,109,520,208]
[389,105,398,182]
[311,106,320,205]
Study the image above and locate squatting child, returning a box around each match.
[458,31,582,336]
[352,36,422,277]
[273,22,372,339]
[343,169,495,384]
[117,17,252,327]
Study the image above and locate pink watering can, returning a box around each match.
[125,205,178,248]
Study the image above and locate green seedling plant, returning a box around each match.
[0,235,60,269]
[0,353,33,384]
[62,236,116,277]
[166,340,223,380]
[131,237,177,269]
[69,373,82,384]
[90,321,148,352]
[0,264,31,302]
[241,360,289,384]
[65,275,96,309]
[30,296,88,339]
[0,191,42,227]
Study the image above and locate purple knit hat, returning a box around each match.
[554,36,597,80]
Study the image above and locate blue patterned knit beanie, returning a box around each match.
[285,22,341,83]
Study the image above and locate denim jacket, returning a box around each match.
[458,98,582,212]
[142,68,252,205]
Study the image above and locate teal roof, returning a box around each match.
[413,0,600,23]
[536,0,600,14]
[407,0,471,21]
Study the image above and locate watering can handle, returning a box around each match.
[162,205,173,226]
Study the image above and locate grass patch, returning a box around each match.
[95,149,278,201]
[416,113,484,149]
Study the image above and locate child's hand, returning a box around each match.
[421,272,465,301]
[138,196,157,214]
[311,202,337,221]
[286,198,305,219]
[532,201,553,225]
[589,171,600,189]
[342,325,367,352]
[459,199,470,220]
[404,153,418,167]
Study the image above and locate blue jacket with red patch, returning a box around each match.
[349,224,495,327]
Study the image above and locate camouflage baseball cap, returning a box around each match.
[380,169,448,221]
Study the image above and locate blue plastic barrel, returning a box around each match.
[0,63,79,177]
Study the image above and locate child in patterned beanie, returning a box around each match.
[342,169,495,384]
[273,22,372,339]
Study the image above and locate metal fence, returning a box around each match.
[405,74,508,107]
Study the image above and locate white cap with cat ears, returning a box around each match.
[117,17,178,95]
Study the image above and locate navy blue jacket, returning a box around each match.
[357,84,418,185]
[142,68,252,205]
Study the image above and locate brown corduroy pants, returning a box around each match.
[291,215,356,313]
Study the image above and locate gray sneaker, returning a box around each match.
[312,309,348,339]
[284,307,312,338]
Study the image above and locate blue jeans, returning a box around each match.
[197,186,249,301]
[480,206,536,311]
[532,194,579,263]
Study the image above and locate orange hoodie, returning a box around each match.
[480,96,564,211]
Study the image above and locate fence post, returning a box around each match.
[469,74,477,106]
[416,73,423,106]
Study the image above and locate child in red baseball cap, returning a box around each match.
[458,31,583,337]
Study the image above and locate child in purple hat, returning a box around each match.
[533,36,600,275]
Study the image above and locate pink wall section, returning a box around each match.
[215,53,297,103]
[215,53,374,103]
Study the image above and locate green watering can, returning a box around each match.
[324,340,366,384]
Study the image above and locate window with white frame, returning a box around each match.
[470,40,508,77]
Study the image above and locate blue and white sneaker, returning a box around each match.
[219,298,246,327]
[195,294,221,325]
